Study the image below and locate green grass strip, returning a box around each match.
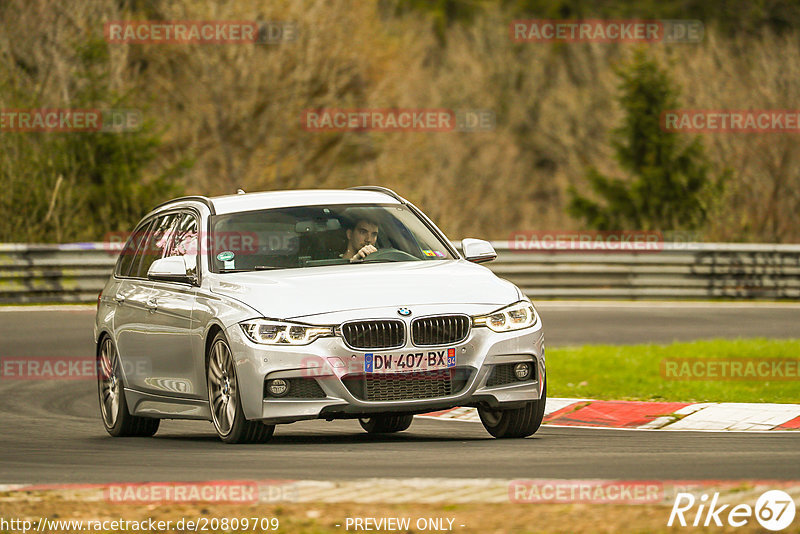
[548,338,800,403]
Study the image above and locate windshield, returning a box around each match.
[209,203,455,272]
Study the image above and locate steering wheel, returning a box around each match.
[360,248,419,263]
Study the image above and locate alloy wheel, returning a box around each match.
[208,339,238,436]
[98,337,121,427]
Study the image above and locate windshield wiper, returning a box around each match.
[359,258,405,264]
[218,266,285,273]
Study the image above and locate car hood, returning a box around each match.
[208,260,520,320]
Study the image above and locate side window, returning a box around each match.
[133,213,180,278]
[116,221,153,277]
[166,213,199,277]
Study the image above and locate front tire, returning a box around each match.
[478,383,546,439]
[97,336,159,437]
[207,332,274,444]
[359,414,414,434]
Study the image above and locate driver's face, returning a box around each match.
[347,220,378,250]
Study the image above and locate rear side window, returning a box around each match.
[132,213,181,278]
[115,221,153,278]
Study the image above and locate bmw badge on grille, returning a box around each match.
[397,307,412,317]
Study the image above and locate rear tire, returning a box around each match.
[478,382,546,439]
[97,336,159,437]
[207,332,275,444]
[359,414,414,434]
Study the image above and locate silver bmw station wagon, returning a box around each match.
[95,187,546,443]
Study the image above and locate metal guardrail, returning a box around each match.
[489,241,800,300]
[1,242,799,304]
[0,243,116,304]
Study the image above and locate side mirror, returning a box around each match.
[462,238,497,263]
[148,256,196,284]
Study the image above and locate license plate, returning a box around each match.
[365,348,457,374]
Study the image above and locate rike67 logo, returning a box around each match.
[669,490,796,531]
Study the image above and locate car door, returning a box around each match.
[117,213,179,393]
[139,211,203,398]
[113,218,159,391]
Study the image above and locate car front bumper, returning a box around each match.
[225,320,545,423]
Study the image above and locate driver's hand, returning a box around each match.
[350,244,377,262]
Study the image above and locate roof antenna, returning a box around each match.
[236,189,246,195]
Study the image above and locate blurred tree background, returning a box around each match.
[567,50,729,231]
[0,0,798,243]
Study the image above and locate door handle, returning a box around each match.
[114,295,126,305]
[145,298,158,312]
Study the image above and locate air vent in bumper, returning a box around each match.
[264,378,327,399]
[486,362,537,387]
[342,367,472,402]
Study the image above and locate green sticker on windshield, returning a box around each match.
[217,251,235,262]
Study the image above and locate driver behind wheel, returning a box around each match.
[341,213,379,262]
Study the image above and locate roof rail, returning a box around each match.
[347,186,405,203]
[151,196,216,215]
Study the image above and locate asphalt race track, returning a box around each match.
[1,303,798,484]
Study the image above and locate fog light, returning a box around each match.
[267,378,289,397]
[514,363,532,381]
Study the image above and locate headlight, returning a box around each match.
[240,319,334,345]
[473,301,538,332]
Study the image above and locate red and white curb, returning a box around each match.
[420,399,800,431]
[1,479,799,506]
